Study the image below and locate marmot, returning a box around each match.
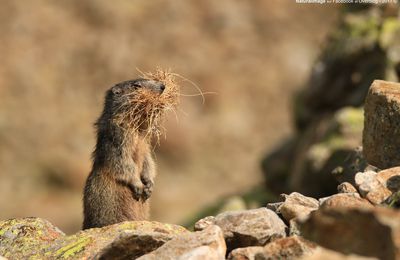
[83,71,179,229]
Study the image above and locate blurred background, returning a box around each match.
[1,1,399,234]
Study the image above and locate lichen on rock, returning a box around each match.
[0,218,188,259]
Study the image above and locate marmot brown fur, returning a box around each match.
[83,71,179,229]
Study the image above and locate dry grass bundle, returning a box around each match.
[113,68,180,142]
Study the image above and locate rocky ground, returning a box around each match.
[2,79,400,260]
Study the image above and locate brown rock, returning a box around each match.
[228,236,317,260]
[337,182,358,194]
[0,218,188,259]
[365,189,392,205]
[277,192,319,221]
[299,206,400,259]
[363,80,400,169]
[355,167,400,205]
[367,167,400,205]
[377,167,400,192]
[355,170,392,205]
[319,193,372,210]
[300,247,378,260]
[194,216,215,231]
[138,225,226,260]
[194,208,287,252]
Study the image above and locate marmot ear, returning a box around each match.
[112,87,122,95]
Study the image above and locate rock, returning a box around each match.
[376,167,400,192]
[266,202,283,213]
[138,225,226,260]
[354,170,392,205]
[194,208,286,252]
[363,80,400,169]
[277,192,319,221]
[194,216,215,231]
[299,206,400,259]
[95,222,188,259]
[300,247,378,260]
[355,167,400,205]
[0,217,65,258]
[379,168,400,208]
[0,218,188,259]
[228,236,317,260]
[319,193,372,210]
[365,189,392,205]
[337,182,358,193]
[289,218,301,236]
[354,170,379,197]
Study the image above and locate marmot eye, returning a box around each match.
[132,82,141,88]
[112,87,122,95]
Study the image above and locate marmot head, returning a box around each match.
[103,71,179,139]
[111,78,166,96]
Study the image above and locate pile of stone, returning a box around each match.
[2,80,400,259]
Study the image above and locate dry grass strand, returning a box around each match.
[113,68,180,143]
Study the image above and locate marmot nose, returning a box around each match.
[159,84,165,93]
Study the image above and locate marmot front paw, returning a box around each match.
[128,182,144,200]
[142,177,154,200]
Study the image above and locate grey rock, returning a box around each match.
[278,192,319,221]
[194,208,286,252]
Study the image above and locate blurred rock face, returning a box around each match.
[263,6,400,198]
[363,80,400,169]
[0,0,336,233]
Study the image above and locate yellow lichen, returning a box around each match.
[54,237,92,259]
[117,221,139,230]
[0,227,7,236]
